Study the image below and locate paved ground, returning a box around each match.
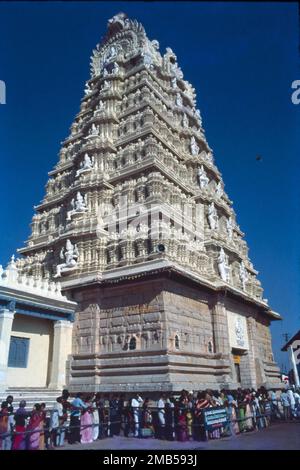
[57,422,300,450]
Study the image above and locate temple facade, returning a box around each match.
[16,13,281,394]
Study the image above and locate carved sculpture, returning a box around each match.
[217,247,230,282]
[66,192,88,220]
[239,261,248,290]
[197,165,209,189]
[54,239,79,278]
[76,154,94,177]
[208,202,218,230]
[190,136,199,156]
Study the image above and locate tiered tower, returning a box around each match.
[18,13,281,393]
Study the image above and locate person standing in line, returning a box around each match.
[27,404,44,450]
[80,396,93,444]
[287,388,296,418]
[118,394,125,436]
[6,396,14,414]
[50,397,65,447]
[69,393,87,444]
[12,401,29,450]
[157,393,166,440]
[91,394,99,441]
[0,401,12,450]
[131,393,143,438]
[109,395,120,437]
[280,389,290,421]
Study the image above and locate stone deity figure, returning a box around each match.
[136,223,149,238]
[76,154,94,177]
[102,80,110,90]
[208,202,218,230]
[182,113,189,128]
[239,261,248,290]
[88,123,100,137]
[217,247,230,282]
[190,136,199,156]
[171,77,177,89]
[235,317,245,347]
[197,165,209,189]
[54,239,79,278]
[112,62,119,74]
[226,217,234,239]
[176,93,183,107]
[66,192,88,220]
[194,108,203,127]
[106,45,117,63]
[94,100,105,115]
[84,82,92,95]
[216,181,223,197]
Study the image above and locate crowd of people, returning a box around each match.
[0,386,299,450]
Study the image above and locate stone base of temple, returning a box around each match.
[66,269,281,394]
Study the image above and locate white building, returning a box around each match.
[0,256,76,393]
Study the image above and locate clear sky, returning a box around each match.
[0,1,299,371]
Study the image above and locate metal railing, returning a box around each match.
[0,401,298,450]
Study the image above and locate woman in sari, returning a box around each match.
[39,403,47,450]
[141,399,154,437]
[0,401,10,450]
[27,404,44,450]
[12,401,28,450]
[176,408,188,442]
[80,397,93,444]
[193,392,210,441]
[91,395,99,441]
[243,392,254,431]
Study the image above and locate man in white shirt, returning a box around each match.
[51,397,64,447]
[157,393,166,439]
[131,393,143,437]
[287,389,296,418]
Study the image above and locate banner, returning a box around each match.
[202,407,228,432]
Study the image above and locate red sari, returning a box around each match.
[27,412,44,450]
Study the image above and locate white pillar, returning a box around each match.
[0,309,15,392]
[290,345,300,388]
[49,320,73,390]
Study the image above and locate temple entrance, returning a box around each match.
[232,350,245,384]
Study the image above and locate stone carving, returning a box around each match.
[239,261,248,291]
[197,165,209,189]
[54,239,79,278]
[217,247,230,282]
[171,77,177,89]
[94,100,105,115]
[67,192,88,220]
[190,136,199,156]
[182,113,189,128]
[176,93,183,107]
[216,181,223,197]
[102,80,111,91]
[226,217,234,239]
[194,109,202,127]
[208,202,218,230]
[136,223,149,238]
[235,317,245,347]
[84,82,93,95]
[108,12,128,30]
[105,45,118,63]
[20,13,266,308]
[112,62,119,74]
[76,154,94,178]
[88,123,100,138]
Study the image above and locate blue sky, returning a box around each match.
[0,1,299,371]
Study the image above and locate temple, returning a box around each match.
[13,12,281,394]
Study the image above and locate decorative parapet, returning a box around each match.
[0,255,72,303]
